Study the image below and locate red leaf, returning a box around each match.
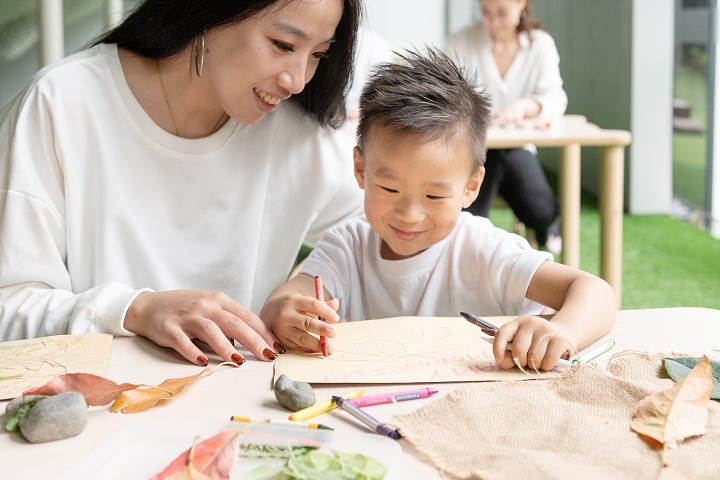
[151,430,240,480]
[23,373,139,406]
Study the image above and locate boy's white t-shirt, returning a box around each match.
[0,43,363,340]
[299,212,553,321]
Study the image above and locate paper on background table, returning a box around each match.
[0,334,113,400]
[274,316,554,384]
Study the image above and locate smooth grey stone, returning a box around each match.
[5,395,49,417]
[19,392,87,443]
[274,374,315,411]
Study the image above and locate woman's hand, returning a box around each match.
[123,290,283,365]
[493,98,542,126]
[260,293,339,354]
[491,315,577,371]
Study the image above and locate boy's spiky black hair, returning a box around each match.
[357,48,491,173]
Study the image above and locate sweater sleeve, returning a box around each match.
[0,82,146,341]
[527,33,568,118]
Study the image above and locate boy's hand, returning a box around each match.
[260,293,340,354]
[491,316,578,371]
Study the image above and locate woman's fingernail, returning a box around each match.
[197,355,209,366]
[231,353,245,365]
[263,348,278,360]
[273,342,286,354]
[326,328,335,338]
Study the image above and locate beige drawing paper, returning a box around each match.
[0,334,113,400]
[274,316,554,384]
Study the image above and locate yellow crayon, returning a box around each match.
[288,389,366,422]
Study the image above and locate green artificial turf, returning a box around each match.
[491,201,720,310]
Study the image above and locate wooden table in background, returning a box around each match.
[2,308,718,479]
[487,116,632,304]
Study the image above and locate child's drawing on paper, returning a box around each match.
[338,325,480,361]
[273,316,555,384]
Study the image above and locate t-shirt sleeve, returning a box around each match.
[302,131,363,248]
[487,233,553,314]
[297,222,359,320]
[0,82,146,341]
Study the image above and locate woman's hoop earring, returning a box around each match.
[194,34,205,77]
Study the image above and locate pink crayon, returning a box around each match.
[347,388,439,407]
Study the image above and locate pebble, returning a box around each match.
[18,392,88,443]
[5,395,49,417]
[274,374,315,411]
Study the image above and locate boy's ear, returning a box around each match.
[353,146,366,189]
[463,167,485,208]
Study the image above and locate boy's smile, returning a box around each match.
[354,126,483,260]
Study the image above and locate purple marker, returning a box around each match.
[348,388,439,407]
[332,396,401,440]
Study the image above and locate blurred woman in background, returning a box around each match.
[446,0,567,253]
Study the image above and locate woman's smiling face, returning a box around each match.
[202,0,344,125]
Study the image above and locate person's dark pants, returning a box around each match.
[466,148,559,245]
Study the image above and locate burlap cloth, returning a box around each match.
[393,352,720,479]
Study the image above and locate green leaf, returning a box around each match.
[3,400,38,433]
[664,357,720,400]
[239,443,318,459]
[243,445,386,480]
[243,464,288,480]
[334,450,386,479]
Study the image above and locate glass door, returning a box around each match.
[673,0,715,225]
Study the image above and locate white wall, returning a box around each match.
[629,0,674,214]
[362,0,447,51]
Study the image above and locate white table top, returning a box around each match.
[486,115,632,148]
[2,307,719,479]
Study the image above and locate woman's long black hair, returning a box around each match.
[97,0,361,128]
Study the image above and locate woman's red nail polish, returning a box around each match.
[263,348,278,360]
[273,342,286,354]
[231,353,244,364]
[197,355,209,366]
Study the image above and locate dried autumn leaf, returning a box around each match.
[23,373,139,406]
[110,368,210,414]
[631,355,714,466]
[151,430,241,480]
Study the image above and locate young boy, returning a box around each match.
[260,49,616,371]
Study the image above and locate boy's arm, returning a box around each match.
[259,274,339,353]
[492,261,617,371]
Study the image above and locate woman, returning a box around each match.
[445,0,567,252]
[0,0,362,365]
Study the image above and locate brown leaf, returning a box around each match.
[110,368,210,414]
[23,373,139,406]
[631,355,714,466]
[151,430,241,480]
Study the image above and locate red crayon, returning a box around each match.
[348,388,439,407]
[315,275,329,357]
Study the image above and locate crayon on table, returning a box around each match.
[288,389,366,422]
[332,396,401,440]
[229,416,333,430]
[348,388,439,407]
[315,275,329,357]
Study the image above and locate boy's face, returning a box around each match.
[354,126,484,260]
